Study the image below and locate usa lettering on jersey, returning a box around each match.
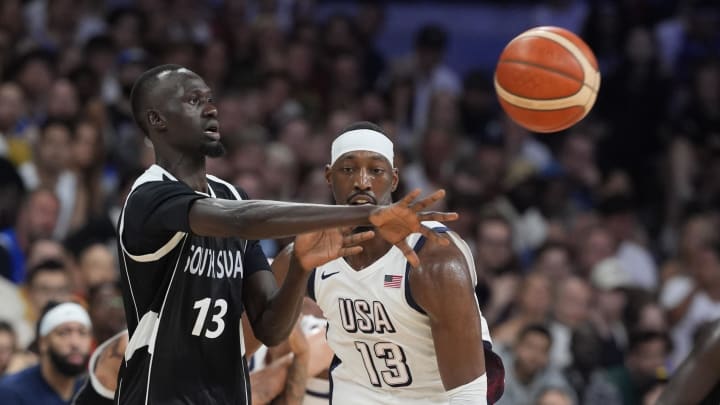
[338,298,396,334]
[183,244,244,279]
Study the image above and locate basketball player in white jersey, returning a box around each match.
[271,122,504,404]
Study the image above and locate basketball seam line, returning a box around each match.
[498,102,583,113]
[497,59,583,84]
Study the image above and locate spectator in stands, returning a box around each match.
[496,324,574,405]
[0,188,60,283]
[0,301,92,404]
[585,330,671,405]
[0,321,17,377]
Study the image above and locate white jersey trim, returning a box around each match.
[145,234,188,404]
[125,311,159,361]
[118,164,188,263]
[89,330,128,400]
[206,174,243,200]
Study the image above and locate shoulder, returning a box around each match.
[409,231,474,314]
[414,230,471,282]
[0,366,38,393]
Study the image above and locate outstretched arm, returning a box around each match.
[190,189,456,267]
[410,236,487,399]
[657,320,720,405]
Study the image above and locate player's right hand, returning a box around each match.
[369,189,458,268]
[293,227,375,272]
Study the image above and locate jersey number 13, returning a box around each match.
[354,341,412,387]
[192,298,227,339]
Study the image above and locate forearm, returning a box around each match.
[273,352,309,405]
[250,355,292,405]
[252,254,309,345]
[190,199,375,239]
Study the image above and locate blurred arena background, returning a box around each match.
[0,0,719,404]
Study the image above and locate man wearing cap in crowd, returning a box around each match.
[0,301,92,404]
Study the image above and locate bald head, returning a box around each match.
[129,64,198,135]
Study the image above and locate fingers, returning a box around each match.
[409,189,446,212]
[398,188,422,207]
[419,225,451,246]
[344,230,375,245]
[339,245,364,257]
[395,239,420,268]
[418,211,459,222]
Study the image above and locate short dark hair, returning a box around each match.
[534,241,573,262]
[129,64,185,135]
[518,323,552,345]
[628,329,672,354]
[39,118,75,139]
[0,320,15,336]
[338,121,386,137]
[26,259,67,285]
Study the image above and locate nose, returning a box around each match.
[353,168,372,191]
[203,103,218,118]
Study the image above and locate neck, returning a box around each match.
[344,233,393,271]
[41,358,76,400]
[155,149,208,192]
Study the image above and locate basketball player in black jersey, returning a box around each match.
[656,319,720,405]
[111,64,456,404]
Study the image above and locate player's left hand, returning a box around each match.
[293,227,375,272]
[369,189,458,268]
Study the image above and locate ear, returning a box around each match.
[147,110,166,131]
[324,164,332,189]
[38,336,47,354]
[391,168,399,192]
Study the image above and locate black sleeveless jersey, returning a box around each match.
[73,331,127,405]
[116,165,271,404]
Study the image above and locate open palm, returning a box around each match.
[369,189,458,268]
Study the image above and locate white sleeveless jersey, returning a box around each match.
[309,222,491,404]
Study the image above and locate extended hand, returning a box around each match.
[294,227,375,271]
[369,189,458,268]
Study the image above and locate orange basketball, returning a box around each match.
[494,26,601,133]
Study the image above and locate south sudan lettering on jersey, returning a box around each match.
[183,244,244,279]
[116,164,271,405]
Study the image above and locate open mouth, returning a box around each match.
[204,124,220,140]
[348,195,376,205]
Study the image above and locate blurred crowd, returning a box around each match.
[0,0,719,404]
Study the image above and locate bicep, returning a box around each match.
[412,248,486,390]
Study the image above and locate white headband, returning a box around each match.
[39,302,92,337]
[331,129,394,167]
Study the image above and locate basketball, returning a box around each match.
[494,26,601,133]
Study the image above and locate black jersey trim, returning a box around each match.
[307,268,317,301]
[404,227,448,315]
[329,354,342,405]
